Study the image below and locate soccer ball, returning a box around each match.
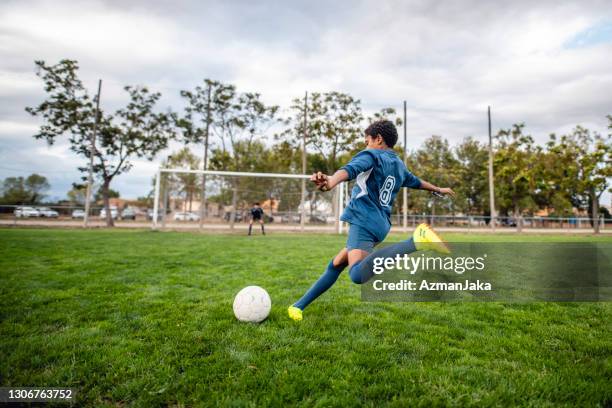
[233,286,271,323]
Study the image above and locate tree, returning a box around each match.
[0,174,49,205]
[204,89,279,217]
[366,107,403,127]
[283,92,364,174]
[221,91,279,171]
[166,148,201,211]
[24,174,50,203]
[94,186,119,202]
[493,124,539,227]
[412,136,459,219]
[179,80,241,159]
[66,183,89,205]
[235,92,279,150]
[135,194,153,208]
[454,137,488,215]
[546,125,611,232]
[26,59,175,226]
[177,81,279,220]
[1,177,29,204]
[535,135,575,216]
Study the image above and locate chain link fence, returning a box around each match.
[1,204,608,232]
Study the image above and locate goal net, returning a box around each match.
[152,169,349,233]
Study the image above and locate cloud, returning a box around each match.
[565,20,612,48]
[0,0,611,202]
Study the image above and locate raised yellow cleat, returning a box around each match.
[287,306,303,321]
[413,223,451,254]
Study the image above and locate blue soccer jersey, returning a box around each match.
[340,148,421,242]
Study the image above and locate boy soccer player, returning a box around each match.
[288,120,455,321]
[248,202,265,236]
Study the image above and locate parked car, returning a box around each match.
[37,207,59,218]
[280,214,302,223]
[146,209,164,221]
[309,214,327,224]
[14,206,40,218]
[120,207,136,220]
[71,209,86,219]
[224,211,244,222]
[174,212,200,221]
[99,206,119,219]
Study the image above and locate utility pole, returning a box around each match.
[402,100,408,231]
[161,174,167,229]
[199,82,212,229]
[488,106,496,231]
[300,92,308,231]
[84,79,102,228]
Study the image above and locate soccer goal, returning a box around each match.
[152,168,349,233]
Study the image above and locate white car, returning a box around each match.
[147,209,163,221]
[71,209,86,219]
[99,207,119,219]
[14,206,40,218]
[173,212,200,221]
[37,207,59,218]
[120,207,136,220]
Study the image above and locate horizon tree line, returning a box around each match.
[22,59,612,228]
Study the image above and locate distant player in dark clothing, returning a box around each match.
[248,202,265,236]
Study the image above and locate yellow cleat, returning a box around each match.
[413,223,451,254]
[287,306,303,321]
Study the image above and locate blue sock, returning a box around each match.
[294,260,348,310]
[349,238,417,284]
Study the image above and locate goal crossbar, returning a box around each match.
[152,168,346,233]
[159,168,311,179]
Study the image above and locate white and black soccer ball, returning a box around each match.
[233,286,271,323]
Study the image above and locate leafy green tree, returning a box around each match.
[67,183,90,205]
[24,174,50,204]
[493,124,539,224]
[0,174,50,205]
[1,175,50,205]
[345,107,405,156]
[535,136,575,216]
[167,148,201,212]
[1,177,29,205]
[454,137,488,215]
[26,59,175,226]
[94,186,119,202]
[183,81,241,157]
[178,79,240,221]
[179,81,279,218]
[283,92,363,174]
[225,92,279,170]
[546,125,611,232]
[412,136,459,218]
[135,194,153,208]
[366,107,403,127]
[203,89,279,215]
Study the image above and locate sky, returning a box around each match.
[0,0,611,203]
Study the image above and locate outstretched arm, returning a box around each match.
[402,168,455,198]
[312,151,374,192]
[311,170,348,192]
[418,180,456,197]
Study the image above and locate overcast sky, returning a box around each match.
[1,0,611,202]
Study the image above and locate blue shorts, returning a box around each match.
[346,223,380,253]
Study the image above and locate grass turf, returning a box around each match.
[1,228,611,407]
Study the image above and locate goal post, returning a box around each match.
[152,168,347,234]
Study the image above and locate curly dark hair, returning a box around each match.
[365,120,398,148]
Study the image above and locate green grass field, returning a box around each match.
[1,229,611,407]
